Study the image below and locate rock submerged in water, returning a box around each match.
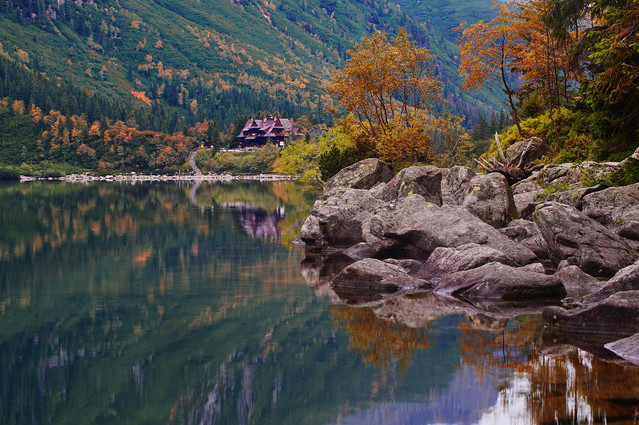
[543,290,639,340]
[605,333,639,366]
[434,262,566,301]
[330,258,429,304]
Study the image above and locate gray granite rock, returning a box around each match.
[435,262,566,301]
[375,165,442,204]
[460,172,519,228]
[298,189,385,250]
[364,195,537,264]
[534,202,637,277]
[323,158,394,197]
[416,243,515,281]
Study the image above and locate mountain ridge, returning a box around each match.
[0,0,501,131]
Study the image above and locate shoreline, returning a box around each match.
[19,172,293,184]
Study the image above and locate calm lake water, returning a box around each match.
[1,180,638,425]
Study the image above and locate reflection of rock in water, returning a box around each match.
[300,253,355,301]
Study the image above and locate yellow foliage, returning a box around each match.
[11,100,25,115]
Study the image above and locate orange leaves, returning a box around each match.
[457,0,579,120]
[456,4,523,92]
[131,90,152,106]
[331,305,431,371]
[327,29,441,138]
[327,28,452,169]
[375,115,434,169]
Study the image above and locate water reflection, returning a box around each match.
[189,179,289,239]
[306,254,639,424]
[1,181,638,425]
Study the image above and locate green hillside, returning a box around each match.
[0,0,500,132]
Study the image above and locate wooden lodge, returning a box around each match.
[237,117,303,149]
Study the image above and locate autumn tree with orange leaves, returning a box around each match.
[457,0,578,139]
[456,4,526,135]
[327,29,457,169]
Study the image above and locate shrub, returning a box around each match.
[318,145,365,180]
[0,167,20,181]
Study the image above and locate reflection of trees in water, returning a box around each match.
[458,315,639,424]
[330,305,431,371]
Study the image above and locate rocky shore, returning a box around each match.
[296,142,639,364]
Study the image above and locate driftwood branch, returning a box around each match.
[475,136,547,185]
[474,158,490,172]
[515,138,536,169]
[495,132,507,163]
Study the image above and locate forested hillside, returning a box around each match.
[0,0,499,134]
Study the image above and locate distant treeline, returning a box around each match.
[0,55,328,135]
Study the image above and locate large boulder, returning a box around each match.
[298,189,385,250]
[512,176,544,195]
[330,258,429,303]
[581,182,639,226]
[545,185,606,210]
[580,260,639,305]
[460,173,519,228]
[500,219,550,258]
[364,194,537,264]
[554,265,604,300]
[605,333,639,366]
[544,290,639,339]
[435,262,566,301]
[511,177,545,219]
[535,163,573,185]
[513,191,544,220]
[533,202,637,277]
[618,220,639,241]
[375,165,442,204]
[323,158,394,197]
[535,162,620,188]
[441,166,476,206]
[416,243,515,281]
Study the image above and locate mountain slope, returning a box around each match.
[0,0,500,131]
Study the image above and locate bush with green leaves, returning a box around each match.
[276,124,357,183]
[318,145,365,181]
[0,166,20,181]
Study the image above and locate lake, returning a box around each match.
[1,180,638,424]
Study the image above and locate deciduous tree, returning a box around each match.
[456,5,525,134]
[327,28,452,168]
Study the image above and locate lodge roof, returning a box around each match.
[237,117,303,141]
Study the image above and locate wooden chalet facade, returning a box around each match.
[237,117,303,149]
